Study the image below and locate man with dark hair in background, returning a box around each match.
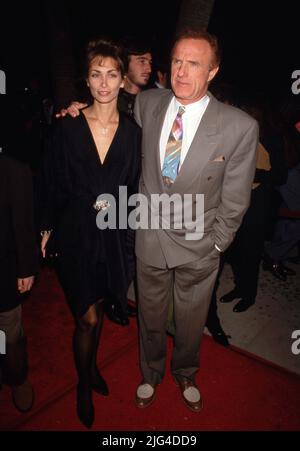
[117,37,152,116]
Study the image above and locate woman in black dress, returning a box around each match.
[40,39,141,428]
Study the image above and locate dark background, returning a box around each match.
[1,0,299,105]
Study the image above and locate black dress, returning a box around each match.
[40,111,141,318]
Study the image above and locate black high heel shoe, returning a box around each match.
[91,368,109,396]
[76,384,94,428]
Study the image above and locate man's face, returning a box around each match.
[171,38,219,105]
[126,53,152,88]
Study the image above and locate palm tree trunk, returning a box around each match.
[43,1,78,111]
[177,0,215,32]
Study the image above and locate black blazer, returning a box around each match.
[0,155,38,312]
[39,112,141,317]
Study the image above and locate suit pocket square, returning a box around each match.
[211,155,225,162]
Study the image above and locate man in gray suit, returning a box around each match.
[134,29,259,412]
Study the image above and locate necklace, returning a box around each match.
[100,126,108,136]
[98,120,109,136]
[98,114,119,136]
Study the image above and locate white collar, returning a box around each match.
[173,94,209,116]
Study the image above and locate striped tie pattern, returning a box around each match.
[162,106,185,186]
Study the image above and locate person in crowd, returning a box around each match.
[40,39,141,428]
[148,57,169,89]
[59,38,152,327]
[263,162,300,276]
[0,153,38,413]
[117,37,152,116]
[263,102,300,278]
[217,97,288,311]
[133,29,258,412]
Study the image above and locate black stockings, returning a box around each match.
[73,299,105,390]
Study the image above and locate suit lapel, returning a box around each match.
[144,91,173,193]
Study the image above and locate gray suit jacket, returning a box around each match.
[134,89,259,269]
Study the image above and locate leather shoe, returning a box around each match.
[135,382,156,409]
[233,298,255,312]
[219,289,240,303]
[174,377,203,412]
[127,302,137,317]
[76,384,94,428]
[207,324,230,347]
[12,380,34,412]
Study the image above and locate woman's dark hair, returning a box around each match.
[84,38,128,78]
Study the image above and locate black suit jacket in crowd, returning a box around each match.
[0,155,38,312]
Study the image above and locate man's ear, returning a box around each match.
[208,65,219,83]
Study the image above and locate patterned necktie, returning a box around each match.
[162,106,185,186]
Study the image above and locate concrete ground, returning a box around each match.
[211,258,300,375]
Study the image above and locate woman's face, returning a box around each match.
[87,56,124,104]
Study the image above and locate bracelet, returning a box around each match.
[40,230,52,237]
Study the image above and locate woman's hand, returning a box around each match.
[18,276,35,293]
[55,101,88,118]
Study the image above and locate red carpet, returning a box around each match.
[1,267,300,431]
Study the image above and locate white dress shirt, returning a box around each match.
[159,95,210,170]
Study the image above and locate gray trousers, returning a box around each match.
[0,305,26,386]
[0,305,23,344]
[137,252,220,385]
